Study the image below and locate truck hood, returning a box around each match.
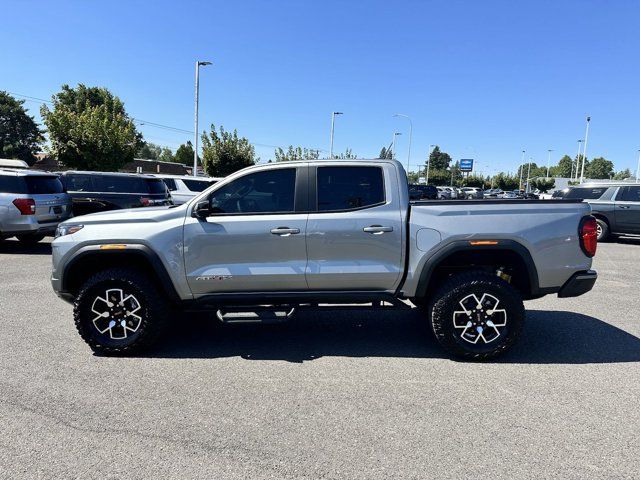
[63,205,188,225]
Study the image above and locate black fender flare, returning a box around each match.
[61,244,182,303]
[414,239,540,299]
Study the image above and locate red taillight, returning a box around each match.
[12,198,36,215]
[579,216,598,257]
[140,197,151,206]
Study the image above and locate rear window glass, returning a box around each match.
[564,187,607,200]
[317,166,385,211]
[0,175,26,193]
[24,176,64,194]
[183,179,212,192]
[146,179,168,194]
[162,178,177,191]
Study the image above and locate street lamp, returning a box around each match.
[193,60,212,177]
[580,116,591,183]
[426,144,436,185]
[391,132,402,159]
[547,149,553,178]
[526,157,533,193]
[329,112,343,159]
[572,140,583,181]
[518,150,526,190]
[393,113,412,172]
[636,149,640,184]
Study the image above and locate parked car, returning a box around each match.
[502,191,518,199]
[483,189,504,198]
[552,188,569,199]
[155,175,222,205]
[0,168,72,243]
[59,171,172,216]
[408,184,438,200]
[52,159,597,361]
[436,186,451,199]
[564,182,640,241]
[460,187,484,199]
[0,158,29,169]
[443,186,458,199]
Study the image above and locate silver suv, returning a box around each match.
[0,168,72,244]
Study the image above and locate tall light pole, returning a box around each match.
[580,116,591,183]
[329,111,343,159]
[393,113,412,172]
[391,132,402,159]
[518,150,526,191]
[426,144,435,184]
[572,140,583,181]
[636,149,640,184]
[526,157,533,193]
[547,149,553,178]
[193,60,212,177]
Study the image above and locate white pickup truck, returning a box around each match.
[51,159,598,360]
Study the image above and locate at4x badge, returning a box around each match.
[195,275,233,281]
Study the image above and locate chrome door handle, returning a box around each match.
[270,227,300,236]
[618,205,631,209]
[363,225,393,234]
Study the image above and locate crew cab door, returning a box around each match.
[305,163,404,291]
[614,186,640,233]
[183,165,309,295]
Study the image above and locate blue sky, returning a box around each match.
[2,0,639,174]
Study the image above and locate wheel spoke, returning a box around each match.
[452,291,508,345]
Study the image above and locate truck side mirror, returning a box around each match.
[193,200,211,218]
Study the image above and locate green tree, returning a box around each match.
[428,146,452,171]
[378,146,393,159]
[492,172,519,191]
[460,174,487,188]
[137,142,162,160]
[0,91,44,164]
[517,162,546,180]
[554,155,573,177]
[530,178,556,193]
[585,157,614,179]
[157,147,174,163]
[335,148,357,159]
[174,141,196,166]
[613,168,632,180]
[201,124,256,176]
[274,145,320,162]
[41,84,142,171]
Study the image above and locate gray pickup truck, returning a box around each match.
[51,159,598,360]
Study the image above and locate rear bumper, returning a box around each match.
[558,270,598,298]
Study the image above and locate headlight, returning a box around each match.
[55,224,84,238]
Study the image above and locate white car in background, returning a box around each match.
[154,175,222,205]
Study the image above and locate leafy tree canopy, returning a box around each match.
[378,146,393,159]
[274,145,320,162]
[613,168,632,180]
[201,124,256,177]
[174,141,197,166]
[41,84,142,171]
[137,142,162,160]
[530,178,556,193]
[0,91,44,165]
[428,146,452,171]
[585,157,614,179]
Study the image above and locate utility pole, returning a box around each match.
[526,157,532,193]
[393,114,412,172]
[329,111,343,159]
[580,116,591,183]
[193,60,212,176]
[426,144,435,185]
[547,149,553,178]
[518,150,526,190]
[572,140,582,181]
[391,132,402,159]
[636,149,640,184]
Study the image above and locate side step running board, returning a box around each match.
[216,306,296,324]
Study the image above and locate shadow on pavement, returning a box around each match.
[0,238,52,255]
[614,235,640,245]
[147,308,640,364]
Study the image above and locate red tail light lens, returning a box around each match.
[12,198,36,215]
[579,216,598,257]
[140,197,151,206]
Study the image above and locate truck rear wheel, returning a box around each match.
[73,268,169,356]
[429,271,524,360]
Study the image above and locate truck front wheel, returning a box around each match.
[429,271,524,360]
[73,268,169,356]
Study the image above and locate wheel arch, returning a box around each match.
[62,245,181,303]
[414,240,540,301]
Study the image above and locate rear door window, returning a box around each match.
[93,175,147,193]
[183,179,212,192]
[24,176,64,194]
[564,187,608,200]
[63,174,94,192]
[146,179,168,194]
[162,178,177,191]
[0,175,26,193]
[317,166,385,211]
[618,186,640,202]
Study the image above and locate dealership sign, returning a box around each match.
[459,159,474,172]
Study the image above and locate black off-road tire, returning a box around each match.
[16,233,46,244]
[73,268,170,356]
[595,218,610,242]
[429,271,525,361]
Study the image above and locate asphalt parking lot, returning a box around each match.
[1,238,639,479]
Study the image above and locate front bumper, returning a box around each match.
[558,270,598,298]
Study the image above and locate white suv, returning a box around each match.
[155,175,222,205]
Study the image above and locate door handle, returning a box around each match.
[270,227,300,236]
[363,225,393,234]
[618,205,631,209]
